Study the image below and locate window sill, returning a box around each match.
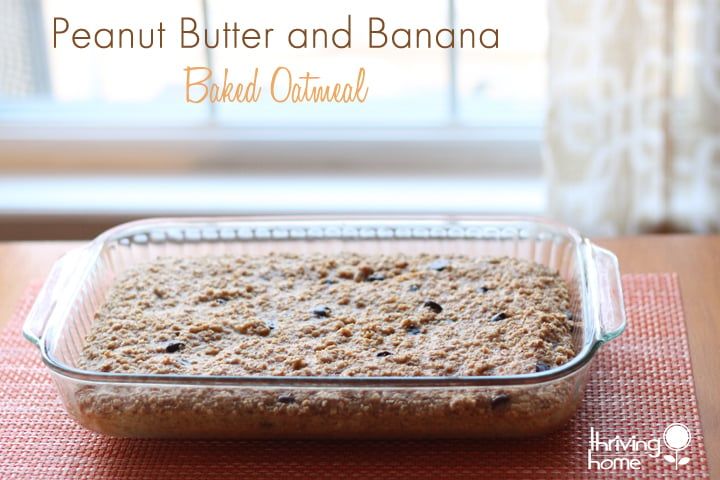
[0,125,541,175]
[0,174,545,239]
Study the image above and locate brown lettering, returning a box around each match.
[368,17,386,48]
[53,17,69,48]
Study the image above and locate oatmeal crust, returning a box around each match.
[72,253,581,438]
[79,253,574,377]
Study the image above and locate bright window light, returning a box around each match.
[1,0,548,129]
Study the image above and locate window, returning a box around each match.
[0,0,547,174]
[0,0,548,236]
[1,0,547,128]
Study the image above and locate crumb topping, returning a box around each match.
[78,253,575,377]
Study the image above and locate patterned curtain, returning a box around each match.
[0,0,49,98]
[546,0,720,234]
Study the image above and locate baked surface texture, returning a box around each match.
[78,253,575,377]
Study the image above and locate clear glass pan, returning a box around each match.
[23,216,626,438]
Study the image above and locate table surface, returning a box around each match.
[1,236,718,474]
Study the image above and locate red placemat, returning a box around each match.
[0,274,709,479]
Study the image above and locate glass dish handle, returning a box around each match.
[23,247,87,348]
[592,245,627,343]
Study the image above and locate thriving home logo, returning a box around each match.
[587,423,692,471]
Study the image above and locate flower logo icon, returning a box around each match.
[663,423,691,469]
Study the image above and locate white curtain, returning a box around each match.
[546,0,720,234]
[0,0,49,97]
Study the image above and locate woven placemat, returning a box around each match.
[0,274,709,479]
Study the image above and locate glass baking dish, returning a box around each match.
[23,216,625,439]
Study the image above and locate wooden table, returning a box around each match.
[1,236,718,474]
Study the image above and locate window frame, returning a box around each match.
[1,0,545,176]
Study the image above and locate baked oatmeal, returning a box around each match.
[72,253,581,438]
[78,253,575,377]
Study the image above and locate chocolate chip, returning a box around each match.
[406,326,421,335]
[491,393,511,410]
[429,259,450,271]
[535,362,551,373]
[311,306,331,318]
[490,312,508,322]
[277,394,296,404]
[423,301,443,314]
[165,342,185,353]
[376,351,393,357]
[408,284,420,292]
[366,273,385,282]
